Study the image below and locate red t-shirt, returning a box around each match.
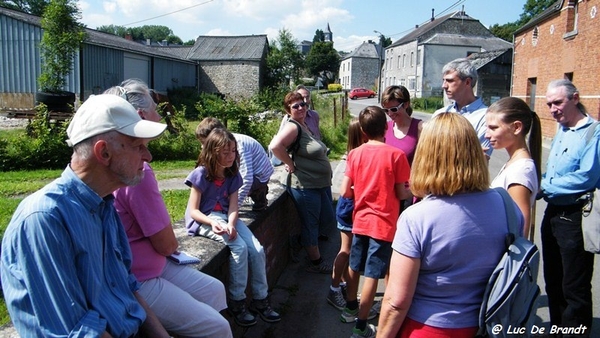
[345,143,410,242]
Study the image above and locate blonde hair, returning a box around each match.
[411,113,489,197]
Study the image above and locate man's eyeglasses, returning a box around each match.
[291,102,307,109]
[383,102,405,114]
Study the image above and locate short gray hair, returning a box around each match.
[547,79,588,114]
[103,78,154,111]
[442,58,478,88]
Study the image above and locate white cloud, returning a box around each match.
[102,1,116,13]
[334,34,378,53]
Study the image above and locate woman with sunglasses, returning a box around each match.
[381,85,423,166]
[269,91,335,274]
[382,85,423,211]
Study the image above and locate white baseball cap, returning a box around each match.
[66,94,167,146]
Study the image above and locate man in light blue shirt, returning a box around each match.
[1,94,170,337]
[538,79,599,335]
[433,57,492,157]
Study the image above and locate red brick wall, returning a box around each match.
[512,0,600,138]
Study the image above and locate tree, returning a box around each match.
[305,41,339,83]
[313,29,325,43]
[97,24,129,37]
[0,0,48,15]
[520,0,556,24]
[96,24,183,45]
[265,28,304,88]
[489,0,555,42]
[38,0,86,93]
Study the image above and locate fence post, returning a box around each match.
[333,97,337,128]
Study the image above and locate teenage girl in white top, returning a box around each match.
[485,97,542,240]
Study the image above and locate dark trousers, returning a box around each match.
[249,178,269,210]
[541,203,594,337]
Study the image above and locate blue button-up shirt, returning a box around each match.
[1,166,146,337]
[434,97,492,156]
[541,117,600,205]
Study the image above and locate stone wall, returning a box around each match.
[198,61,261,99]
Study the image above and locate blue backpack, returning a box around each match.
[476,188,541,337]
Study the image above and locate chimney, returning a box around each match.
[125,34,132,41]
[162,39,168,46]
[431,8,435,22]
[415,24,419,29]
[146,39,151,46]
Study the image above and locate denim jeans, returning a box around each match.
[541,203,594,336]
[289,187,335,247]
[197,212,269,301]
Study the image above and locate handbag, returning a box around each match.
[581,189,600,254]
[580,121,600,254]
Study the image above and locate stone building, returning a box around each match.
[512,0,600,138]
[187,35,269,99]
[382,10,511,98]
[338,41,380,90]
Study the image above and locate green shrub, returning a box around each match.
[412,96,444,113]
[328,84,342,92]
[0,105,71,171]
[167,87,203,120]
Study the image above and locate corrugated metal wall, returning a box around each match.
[81,44,124,100]
[0,13,80,95]
[0,14,41,92]
[153,58,196,92]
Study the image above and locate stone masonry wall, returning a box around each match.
[198,61,261,99]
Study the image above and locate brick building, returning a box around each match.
[512,0,600,138]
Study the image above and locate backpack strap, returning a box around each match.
[585,120,600,144]
[286,119,302,158]
[285,119,302,189]
[494,187,520,247]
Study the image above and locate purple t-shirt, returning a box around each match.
[184,166,242,234]
[393,190,522,328]
[114,162,172,281]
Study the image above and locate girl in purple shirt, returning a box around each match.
[184,128,280,327]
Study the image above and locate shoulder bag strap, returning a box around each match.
[494,187,520,241]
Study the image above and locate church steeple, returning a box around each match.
[324,23,333,43]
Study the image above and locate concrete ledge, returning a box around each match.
[173,178,302,294]
[168,178,302,337]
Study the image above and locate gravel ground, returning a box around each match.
[0,116,28,129]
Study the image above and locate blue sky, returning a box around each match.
[78,0,526,52]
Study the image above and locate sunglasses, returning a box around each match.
[291,101,307,109]
[383,102,405,114]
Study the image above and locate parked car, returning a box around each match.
[349,88,376,100]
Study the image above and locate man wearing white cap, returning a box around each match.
[1,94,170,337]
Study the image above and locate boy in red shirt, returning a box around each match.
[340,106,411,337]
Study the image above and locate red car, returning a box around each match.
[349,88,376,100]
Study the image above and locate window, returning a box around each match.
[398,55,401,69]
[564,72,573,82]
[402,54,406,68]
[408,77,416,90]
[417,49,421,65]
[410,52,414,67]
[527,78,537,112]
[565,0,579,37]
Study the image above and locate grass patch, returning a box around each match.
[161,189,190,224]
